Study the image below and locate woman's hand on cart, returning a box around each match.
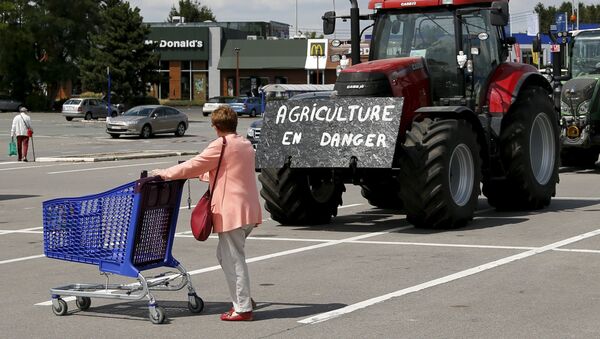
[150,169,164,178]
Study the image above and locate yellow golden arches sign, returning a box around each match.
[310,43,325,57]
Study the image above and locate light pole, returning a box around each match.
[234,47,240,97]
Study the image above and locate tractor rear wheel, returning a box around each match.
[360,179,403,210]
[399,118,481,229]
[259,167,344,225]
[483,87,559,210]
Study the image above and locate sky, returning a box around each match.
[127,0,593,35]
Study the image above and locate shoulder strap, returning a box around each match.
[208,136,227,202]
[20,114,31,129]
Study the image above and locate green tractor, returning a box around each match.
[560,29,600,167]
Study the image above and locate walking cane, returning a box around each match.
[30,136,36,162]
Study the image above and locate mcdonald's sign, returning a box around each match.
[310,43,325,57]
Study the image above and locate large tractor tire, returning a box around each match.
[482,87,559,210]
[399,118,482,229]
[360,179,403,210]
[259,167,345,225]
[560,147,599,168]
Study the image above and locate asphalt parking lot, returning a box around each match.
[1,111,600,338]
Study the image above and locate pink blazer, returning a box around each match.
[158,134,262,233]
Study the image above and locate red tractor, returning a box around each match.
[256,0,559,229]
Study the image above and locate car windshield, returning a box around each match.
[123,107,153,117]
[234,98,248,103]
[207,98,221,103]
[571,32,600,76]
[65,99,82,105]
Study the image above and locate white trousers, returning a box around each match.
[217,224,254,313]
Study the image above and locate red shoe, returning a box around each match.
[220,311,253,321]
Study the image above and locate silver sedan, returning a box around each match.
[105,105,188,138]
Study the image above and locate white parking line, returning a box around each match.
[0,163,73,172]
[36,226,410,306]
[338,203,363,209]
[47,161,172,174]
[298,227,600,324]
[0,254,45,265]
[0,227,42,235]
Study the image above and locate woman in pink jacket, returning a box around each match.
[151,106,262,321]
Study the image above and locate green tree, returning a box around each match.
[80,0,158,101]
[303,31,324,39]
[0,0,36,100]
[167,0,216,23]
[29,0,102,108]
[535,2,600,33]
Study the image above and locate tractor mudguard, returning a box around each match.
[487,63,552,116]
[256,97,404,169]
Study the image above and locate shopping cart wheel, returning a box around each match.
[188,293,204,313]
[76,296,91,311]
[149,306,166,324]
[52,298,68,316]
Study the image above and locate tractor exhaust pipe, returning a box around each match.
[350,0,361,65]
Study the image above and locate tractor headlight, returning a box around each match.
[561,101,571,115]
[578,100,591,116]
[246,127,255,138]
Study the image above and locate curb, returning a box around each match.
[36,151,199,162]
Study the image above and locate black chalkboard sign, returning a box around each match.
[256,97,404,168]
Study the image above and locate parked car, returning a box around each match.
[101,94,160,114]
[228,96,263,117]
[246,91,335,148]
[202,96,235,116]
[0,95,23,112]
[62,98,118,121]
[105,105,188,139]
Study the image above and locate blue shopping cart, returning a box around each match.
[43,173,203,324]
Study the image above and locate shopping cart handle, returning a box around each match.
[134,175,164,193]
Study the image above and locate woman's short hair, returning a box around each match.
[211,106,238,133]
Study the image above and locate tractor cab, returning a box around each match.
[328,0,510,112]
[371,4,508,107]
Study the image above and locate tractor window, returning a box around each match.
[460,12,501,104]
[372,10,461,100]
[571,32,600,76]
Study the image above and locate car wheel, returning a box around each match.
[140,124,152,138]
[203,112,209,117]
[65,117,73,121]
[110,133,120,139]
[250,109,257,117]
[175,122,186,137]
[85,112,92,120]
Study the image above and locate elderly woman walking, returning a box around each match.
[151,106,262,321]
[10,107,34,162]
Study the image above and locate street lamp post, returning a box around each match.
[234,48,240,97]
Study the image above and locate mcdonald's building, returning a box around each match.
[145,21,290,103]
[218,39,339,97]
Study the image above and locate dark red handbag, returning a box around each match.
[190,137,226,241]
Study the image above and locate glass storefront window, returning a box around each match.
[154,60,208,102]
[159,72,169,99]
[240,77,269,97]
[181,71,191,100]
[193,72,207,101]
